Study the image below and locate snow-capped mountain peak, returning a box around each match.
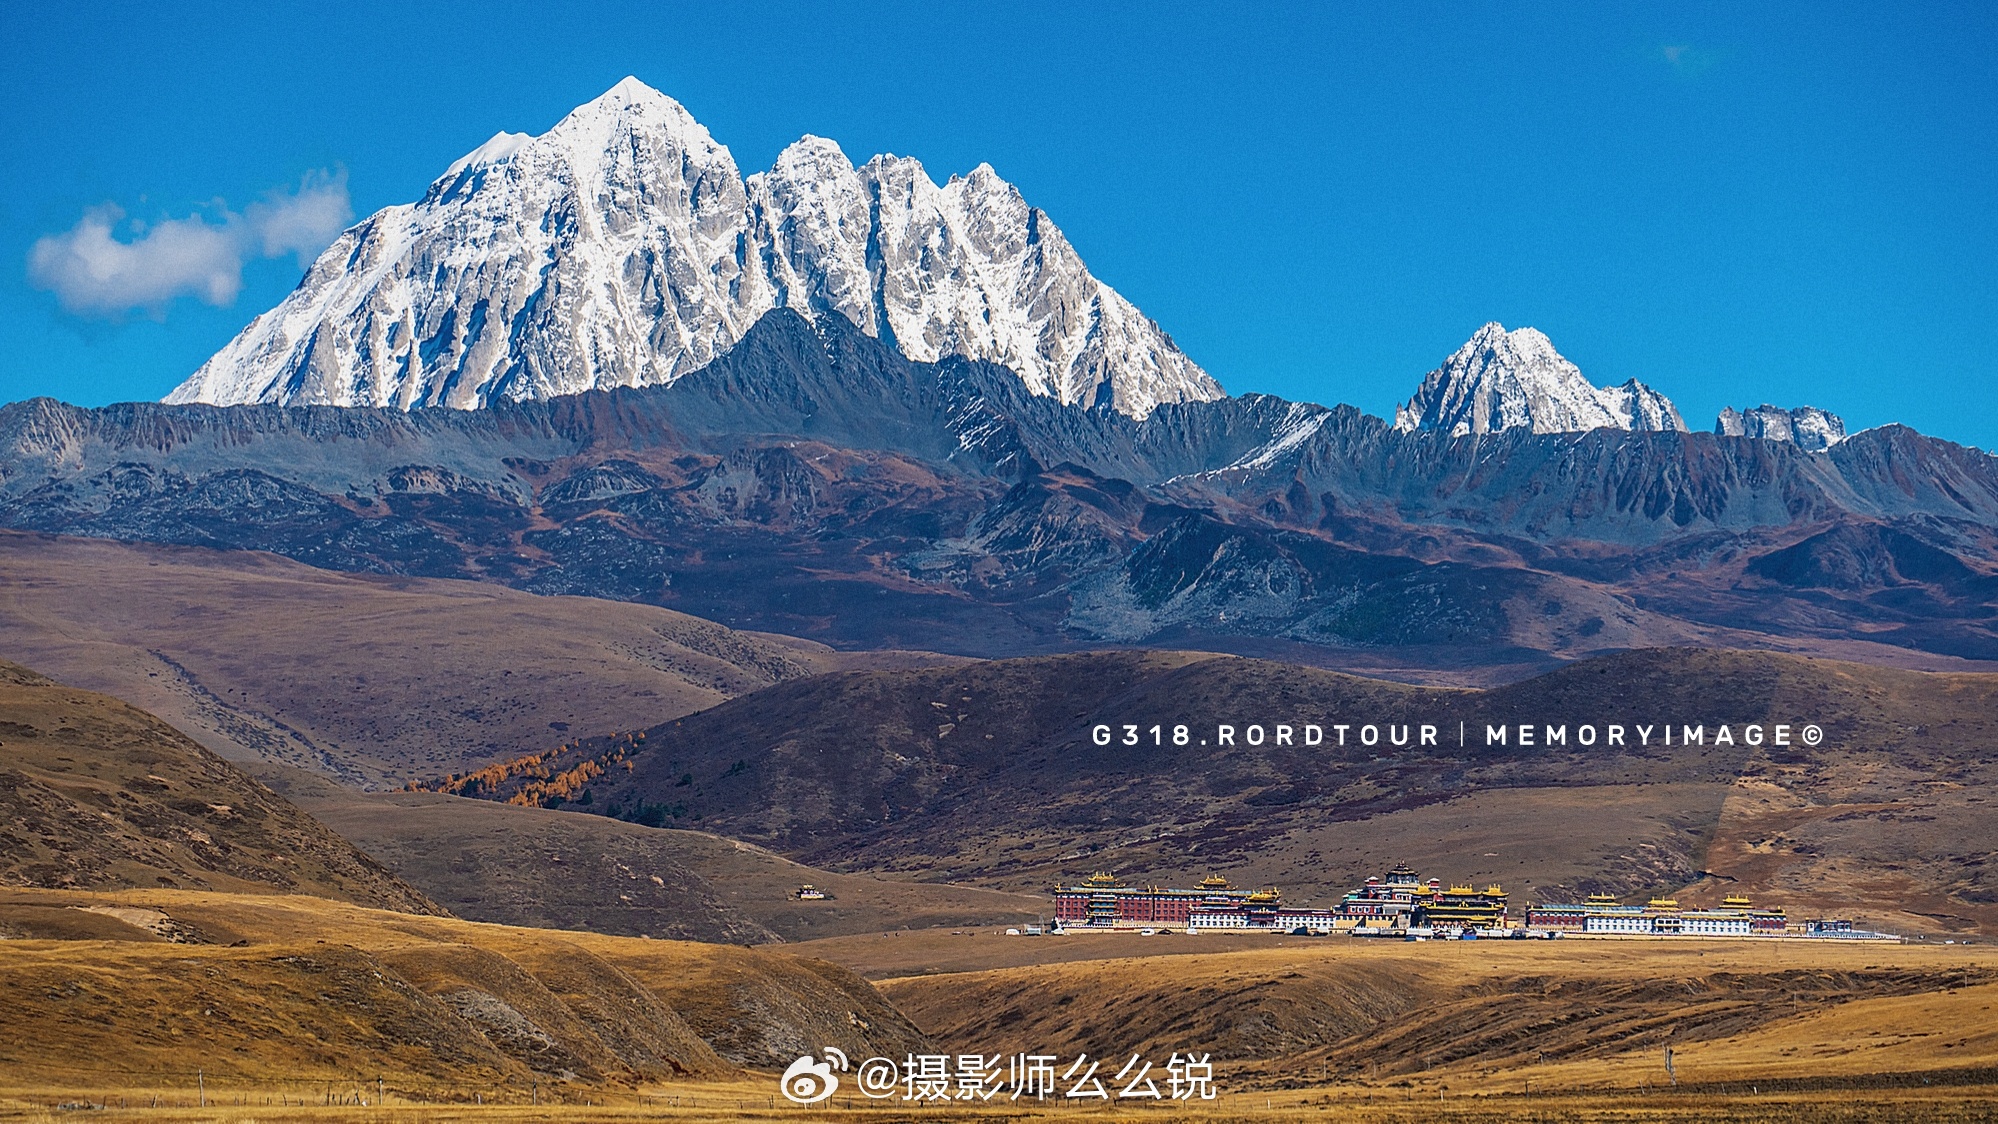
[1394,322,1687,437]
[166,78,1221,418]
[603,73,671,105]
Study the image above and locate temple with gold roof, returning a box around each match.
[1050,872,1338,932]
[1527,891,1790,936]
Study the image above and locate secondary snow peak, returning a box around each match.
[1394,322,1687,437]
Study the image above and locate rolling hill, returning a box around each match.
[0,886,926,1092]
[0,659,433,912]
[872,935,1998,1094]
[262,765,1046,943]
[459,647,1998,934]
[0,533,892,785]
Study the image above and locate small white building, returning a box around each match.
[1585,913,1655,934]
[1680,913,1752,936]
[1188,912,1249,930]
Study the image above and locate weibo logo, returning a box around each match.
[780,1048,848,1104]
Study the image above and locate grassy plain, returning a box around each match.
[3,894,1994,1121]
[1,1086,1996,1122]
[793,927,1996,1120]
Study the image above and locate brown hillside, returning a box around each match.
[0,886,927,1090]
[0,660,435,913]
[489,648,1998,933]
[266,767,1046,942]
[876,937,1998,1092]
[0,532,853,786]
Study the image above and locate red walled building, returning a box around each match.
[1052,872,1243,928]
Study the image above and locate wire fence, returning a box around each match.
[3,1061,739,1110]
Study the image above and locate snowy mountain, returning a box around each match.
[165,78,1221,419]
[1717,404,1847,451]
[1393,322,1687,437]
[12,309,1998,665]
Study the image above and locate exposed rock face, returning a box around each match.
[1394,322,1687,436]
[1717,404,1847,451]
[11,309,1998,663]
[165,78,1220,419]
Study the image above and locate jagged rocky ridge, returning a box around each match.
[7,309,1998,664]
[165,78,1219,420]
[1718,404,1847,451]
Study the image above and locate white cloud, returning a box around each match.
[27,171,352,318]
[247,171,352,261]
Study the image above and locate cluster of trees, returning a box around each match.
[407,730,649,808]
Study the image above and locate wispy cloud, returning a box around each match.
[27,171,351,318]
[1658,43,1725,78]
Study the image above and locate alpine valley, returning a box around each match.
[8,75,1998,1116]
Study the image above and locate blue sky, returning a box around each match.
[4,2,1994,448]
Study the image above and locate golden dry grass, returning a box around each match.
[0,1079,1993,1121]
[7,891,1995,1119]
[0,887,923,1095]
[0,662,432,911]
[873,935,1998,1096]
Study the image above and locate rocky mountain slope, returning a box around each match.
[165,77,1220,419]
[8,309,1996,666]
[53,79,1989,671]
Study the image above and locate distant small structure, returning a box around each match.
[1048,864,1891,941]
[794,884,828,900]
